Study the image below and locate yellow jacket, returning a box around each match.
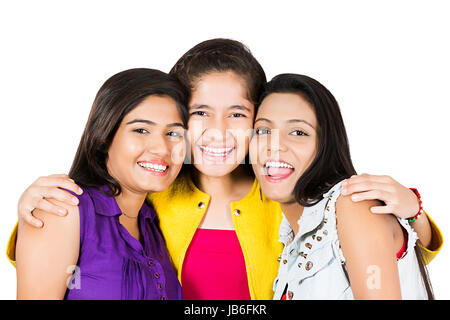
[6,173,444,299]
[147,173,284,300]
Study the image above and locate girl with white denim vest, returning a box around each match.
[250,73,433,299]
[273,182,427,299]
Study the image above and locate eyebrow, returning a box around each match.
[190,104,252,113]
[254,118,315,129]
[126,119,184,127]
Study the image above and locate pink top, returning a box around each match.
[181,228,251,300]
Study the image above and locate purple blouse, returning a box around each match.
[64,185,183,300]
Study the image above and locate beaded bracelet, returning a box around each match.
[408,188,424,223]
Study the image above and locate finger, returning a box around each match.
[35,176,83,195]
[370,205,395,215]
[47,174,76,183]
[23,209,44,228]
[341,181,394,196]
[345,174,393,186]
[40,186,80,205]
[35,197,69,216]
[349,190,390,203]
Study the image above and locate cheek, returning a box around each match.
[294,143,317,174]
[109,135,144,164]
[187,120,203,145]
[249,135,266,164]
[227,120,253,148]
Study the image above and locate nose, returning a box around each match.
[266,130,288,154]
[203,117,229,144]
[147,132,170,157]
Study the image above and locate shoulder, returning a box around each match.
[28,185,100,244]
[333,186,400,262]
[335,192,396,233]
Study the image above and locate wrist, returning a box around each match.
[407,188,424,223]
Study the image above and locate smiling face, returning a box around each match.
[188,71,255,177]
[106,95,186,195]
[250,92,318,203]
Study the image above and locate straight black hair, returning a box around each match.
[259,73,434,299]
[68,68,189,196]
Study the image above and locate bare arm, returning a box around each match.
[16,198,80,299]
[336,194,402,299]
[18,174,82,228]
[341,174,432,248]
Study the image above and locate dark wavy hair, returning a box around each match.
[258,73,434,299]
[68,68,189,196]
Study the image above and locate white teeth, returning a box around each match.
[138,162,168,172]
[200,146,233,155]
[264,161,294,169]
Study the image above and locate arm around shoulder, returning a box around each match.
[335,194,402,299]
[16,198,80,299]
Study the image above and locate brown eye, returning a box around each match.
[191,111,207,116]
[255,128,270,135]
[167,131,183,138]
[134,128,149,134]
[290,130,308,136]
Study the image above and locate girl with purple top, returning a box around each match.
[15,68,188,299]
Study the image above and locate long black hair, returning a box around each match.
[259,73,434,299]
[68,68,189,196]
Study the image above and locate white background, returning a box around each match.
[0,0,448,299]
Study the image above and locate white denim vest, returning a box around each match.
[272,181,429,300]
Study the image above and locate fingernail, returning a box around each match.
[351,195,361,201]
[35,221,43,228]
[72,197,79,205]
[58,208,67,216]
[77,188,83,195]
[341,188,348,195]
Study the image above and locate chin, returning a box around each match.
[193,163,239,177]
[137,178,172,193]
[141,183,169,193]
[265,191,294,204]
[259,183,295,203]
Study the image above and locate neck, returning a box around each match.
[115,187,147,219]
[280,200,304,236]
[192,165,253,199]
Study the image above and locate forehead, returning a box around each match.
[190,71,253,110]
[124,95,182,122]
[257,92,316,126]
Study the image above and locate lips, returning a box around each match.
[137,159,169,176]
[263,159,295,182]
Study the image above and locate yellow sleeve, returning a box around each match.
[6,222,18,268]
[418,211,444,265]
